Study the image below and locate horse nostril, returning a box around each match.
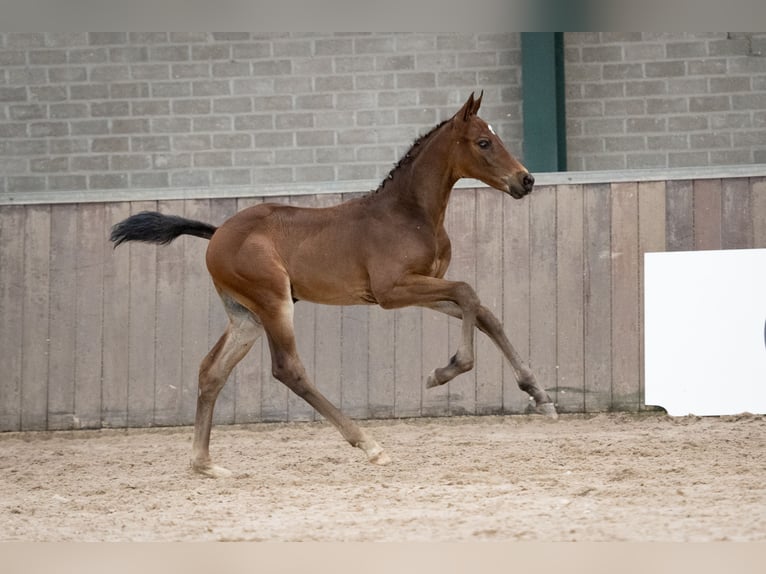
[522,173,535,191]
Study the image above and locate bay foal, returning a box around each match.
[111,92,557,477]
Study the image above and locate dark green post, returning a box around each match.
[521,32,567,172]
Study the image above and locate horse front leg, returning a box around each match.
[423,301,558,418]
[376,276,482,387]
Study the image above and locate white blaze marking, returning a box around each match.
[488,124,496,135]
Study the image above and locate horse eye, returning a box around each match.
[478,139,491,149]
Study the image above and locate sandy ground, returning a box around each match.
[1,413,764,542]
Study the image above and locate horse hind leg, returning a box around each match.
[191,292,262,478]
[262,298,391,466]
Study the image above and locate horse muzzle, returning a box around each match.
[506,172,535,199]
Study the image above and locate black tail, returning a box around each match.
[110,211,218,247]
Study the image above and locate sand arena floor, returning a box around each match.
[1,412,764,541]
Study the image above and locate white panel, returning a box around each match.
[645,249,766,416]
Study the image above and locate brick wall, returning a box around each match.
[565,32,766,170]
[0,32,522,199]
[2,32,766,202]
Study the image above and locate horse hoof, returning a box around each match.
[536,402,559,420]
[369,450,392,466]
[192,462,233,478]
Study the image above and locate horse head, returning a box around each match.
[450,91,535,199]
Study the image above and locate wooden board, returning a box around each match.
[154,200,186,426]
[474,190,505,415]
[74,203,104,428]
[209,198,239,425]
[20,205,50,430]
[638,181,666,410]
[180,199,212,424]
[47,204,78,430]
[528,185,558,410]
[311,193,344,419]
[665,180,694,252]
[127,200,158,427]
[721,178,752,250]
[0,207,25,431]
[583,184,612,411]
[102,202,131,428]
[502,191,531,413]
[693,179,722,251]
[444,188,476,415]
[556,184,585,413]
[610,182,640,411]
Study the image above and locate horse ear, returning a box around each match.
[459,92,476,121]
[472,90,484,115]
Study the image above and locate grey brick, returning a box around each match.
[315,38,353,56]
[9,104,45,120]
[69,84,109,100]
[91,137,130,153]
[645,61,687,78]
[89,173,129,189]
[70,119,109,135]
[582,46,623,62]
[233,150,273,167]
[234,114,274,131]
[109,47,148,63]
[212,61,251,77]
[30,157,68,172]
[112,82,150,99]
[0,123,28,137]
[171,64,209,79]
[669,151,709,167]
[375,55,415,72]
[131,135,170,151]
[173,99,211,115]
[49,139,87,154]
[213,134,252,149]
[49,175,87,191]
[274,77,312,94]
[193,151,232,168]
[356,74,396,91]
[71,156,109,171]
[733,93,766,110]
[668,115,709,132]
[213,97,252,113]
[0,87,27,101]
[252,60,292,76]
[91,101,130,117]
[8,176,45,192]
[89,33,127,45]
[192,116,232,132]
[30,122,69,138]
[151,117,192,133]
[355,37,395,54]
[252,166,293,184]
[192,45,231,60]
[69,48,108,64]
[172,134,211,151]
[275,149,313,165]
[602,63,643,80]
[150,45,190,61]
[295,165,335,182]
[15,85,58,102]
[254,132,294,148]
[690,95,731,112]
[213,169,252,186]
[666,42,707,58]
[171,170,210,187]
[29,49,67,65]
[687,59,727,76]
[273,40,312,58]
[275,113,313,130]
[129,33,167,44]
[296,130,335,147]
[232,43,272,59]
[0,51,26,66]
[111,118,150,134]
[131,172,169,188]
[626,117,667,133]
[295,94,335,110]
[111,154,151,170]
[153,153,191,169]
[49,102,89,119]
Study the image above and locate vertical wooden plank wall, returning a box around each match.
[1,175,764,431]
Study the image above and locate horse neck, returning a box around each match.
[383,126,458,229]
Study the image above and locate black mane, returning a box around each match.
[374,119,450,192]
